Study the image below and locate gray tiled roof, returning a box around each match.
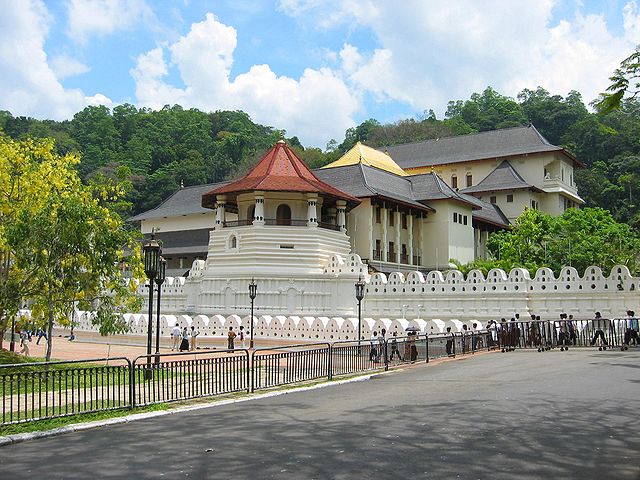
[408,172,477,208]
[128,182,227,221]
[315,164,432,211]
[382,125,564,169]
[460,160,541,194]
[458,193,511,228]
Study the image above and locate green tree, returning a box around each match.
[1,136,143,360]
[595,48,640,114]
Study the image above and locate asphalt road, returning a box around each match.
[1,348,639,479]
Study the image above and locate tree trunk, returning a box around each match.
[46,296,54,362]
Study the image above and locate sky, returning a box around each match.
[0,0,639,148]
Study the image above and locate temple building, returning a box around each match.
[129,124,583,276]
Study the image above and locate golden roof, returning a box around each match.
[321,142,408,176]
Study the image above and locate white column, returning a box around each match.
[307,194,318,227]
[382,206,388,262]
[395,209,401,264]
[408,213,414,265]
[336,200,347,232]
[253,193,265,226]
[215,195,227,229]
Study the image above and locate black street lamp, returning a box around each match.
[355,275,365,351]
[154,256,166,363]
[142,235,161,379]
[249,278,257,348]
[9,315,16,352]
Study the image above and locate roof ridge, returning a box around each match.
[358,163,378,195]
[382,124,533,150]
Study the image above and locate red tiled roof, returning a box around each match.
[202,140,360,207]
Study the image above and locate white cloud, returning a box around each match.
[0,0,112,120]
[131,13,359,146]
[66,0,156,43]
[50,53,90,79]
[281,0,640,115]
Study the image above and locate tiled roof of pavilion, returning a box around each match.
[202,140,360,208]
[460,160,543,194]
[321,141,408,176]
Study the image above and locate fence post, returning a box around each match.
[328,343,333,381]
[384,341,389,371]
[452,333,456,357]
[425,335,430,363]
[129,357,136,408]
[246,350,251,393]
[250,350,256,393]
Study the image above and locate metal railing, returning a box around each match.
[15,324,626,427]
[251,343,330,391]
[0,357,131,425]
[131,350,250,407]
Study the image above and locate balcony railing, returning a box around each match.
[400,254,409,264]
[223,220,252,227]
[372,250,381,260]
[318,222,341,231]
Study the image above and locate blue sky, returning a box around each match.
[1,0,638,147]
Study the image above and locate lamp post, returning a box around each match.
[249,278,257,348]
[355,276,365,352]
[9,315,16,352]
[154,256,166,363]
[142,235,161,379]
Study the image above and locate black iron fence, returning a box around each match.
[3,320,635,426]
[0,357,131,425]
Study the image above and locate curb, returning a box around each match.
[0,371,377,447]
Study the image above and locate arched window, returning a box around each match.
[247,205,255,222]
[276,204,291,225]
[228,235,237,249]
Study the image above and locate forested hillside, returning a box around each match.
[1,86,639,228]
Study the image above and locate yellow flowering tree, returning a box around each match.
[0,135,143,360]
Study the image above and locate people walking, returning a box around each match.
[227,326,237,350]
[189,325,199,351]
[567,314,577,345]
[35,328,47,345]
[623,310,638,349]
[369,331,378,362]
[590,312,609,349]
[171,324,181,351]
[389,332,403,361]
[239,325,246,349]
[445,326,454,356]
[19,329,30,356]
[179,327,190,351]
[377,329,386,363]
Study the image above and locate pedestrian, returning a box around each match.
[19,329,30,356]
[369,331,378,362]
[36,327,47,345]
[623,310,638,349]
[389,331,403,361]
[408,330,418,362]
[190,325,199,351]
[239,325,246,349]
[377,329,386,362]
[171,324,181,351]
[590,312,609,349]
[461,324,469,353]
[179,327,190,351]
[567,314,577,345]
[487,320,498,347]
[227,326,236,350]
[445,326,454,356]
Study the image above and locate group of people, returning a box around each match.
[369,329,419,363]
[170,324,250,352]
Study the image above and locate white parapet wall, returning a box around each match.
[56,261,640,343]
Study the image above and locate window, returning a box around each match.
[453,212,458,223]
[375,207,381,223]
[375,239,381,253]
[463,215,468,225]
[490,196,497,204]
[388,241,395,259]
[276,204,291,225]
[451,175,458,189]
[466,173,472,187]
[506,194,513,203]
[402,213,407,229]
[228,235,238,249]
[389,210,394,226]
[531,200,538,209]
[247,205,255,222]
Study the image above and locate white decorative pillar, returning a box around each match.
[382,205,388,262]
[215,195,227,229]
[395,209,401,264]
[253,192,265,226]
[307,193,318,227]
[408,213,414,265]
[336,200,347,232]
